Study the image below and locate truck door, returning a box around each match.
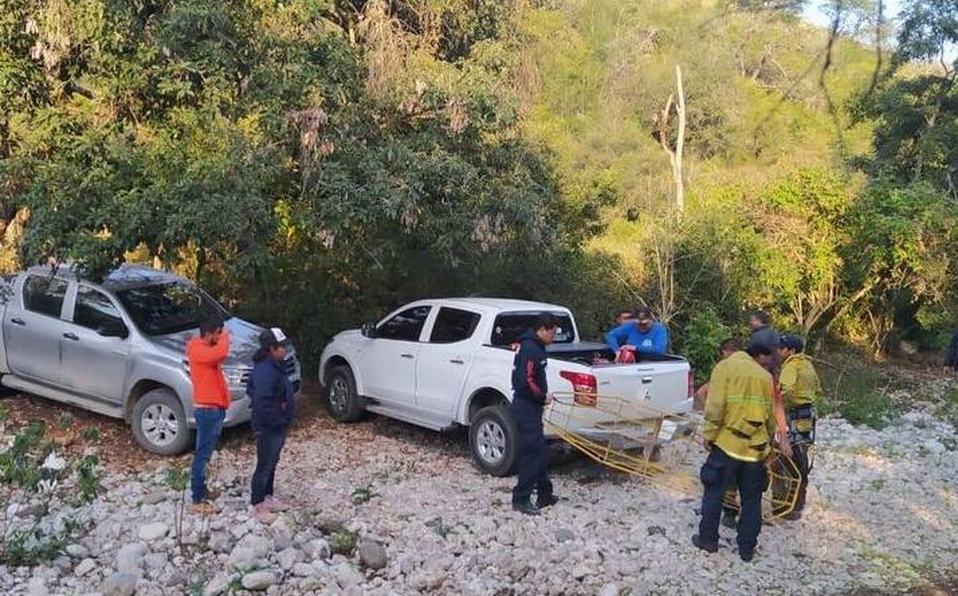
[415,307,481,416]
[59,285,132,402]
[360,305,431,405]
[3,274,70,384]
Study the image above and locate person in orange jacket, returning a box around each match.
[187,316,231,514]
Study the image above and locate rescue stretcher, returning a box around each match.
[544,391,802,520]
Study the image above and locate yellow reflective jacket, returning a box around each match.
[703,351,776,462]
[779,353,821,408]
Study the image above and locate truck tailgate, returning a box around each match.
[592,360,691,413]
[592,361,691,413]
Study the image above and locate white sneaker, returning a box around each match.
[264,495,290,512]
[251,503,275,524]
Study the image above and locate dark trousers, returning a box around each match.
[191,407,226,503]
[251,424,288,506]
[511,398,553,505]
[698,447,767,554]
[792,443,810,511]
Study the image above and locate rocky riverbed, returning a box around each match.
[2,383,957,595]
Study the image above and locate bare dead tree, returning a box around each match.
[656,65,686,212]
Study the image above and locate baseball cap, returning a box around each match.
[258,327,289,350]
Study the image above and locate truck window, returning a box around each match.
[116,281,229,336]
[23,276,69,318]
[74,286,124,331]
[490,312,575,346]
[429,307,481,344]
[377,306,431,341]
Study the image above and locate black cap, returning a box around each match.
[780,334,804,353]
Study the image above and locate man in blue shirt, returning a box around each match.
[606,306,669,356]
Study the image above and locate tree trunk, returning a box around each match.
[673,65,686,212]
[657,66,686,213]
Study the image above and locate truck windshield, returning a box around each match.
[115,281,229,336]
[490,312,576,346]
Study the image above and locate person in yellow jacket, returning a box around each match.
[693,344,776,562]
[778,334,821,520]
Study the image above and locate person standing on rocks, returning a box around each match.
[248,327,295,523]
[693,343,776,562]
[187,316,231,515]
[777,334,821,520]
[511,314,560,516]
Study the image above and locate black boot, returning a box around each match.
[691,534,718,554]
[536,494,560,509]
[512,501,541,516]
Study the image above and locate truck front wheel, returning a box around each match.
[131,388,192,455]
[325,365,364,422]
[469,404,517,477]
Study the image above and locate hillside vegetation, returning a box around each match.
[1,0,956,373]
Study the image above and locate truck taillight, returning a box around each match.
[560,371,598,406]
[688,370,695,399]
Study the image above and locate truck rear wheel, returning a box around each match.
[469,404,517,477]
[131,388,192,455]
[325,365,364,422]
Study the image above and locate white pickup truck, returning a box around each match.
[319,298,693,475]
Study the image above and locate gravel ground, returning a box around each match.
[2,377,957,596]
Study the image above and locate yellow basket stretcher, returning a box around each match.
[543,392,801,520]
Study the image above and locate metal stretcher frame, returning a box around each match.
[544,392,802,520]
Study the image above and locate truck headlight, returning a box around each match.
[223,365,252,388]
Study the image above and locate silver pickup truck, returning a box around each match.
[0,265,301,454]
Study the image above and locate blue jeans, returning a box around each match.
[250,425,288,506]
[511,398,553,505]
[698,447,767,554]
[191,407,225,504]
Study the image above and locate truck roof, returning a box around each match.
[432,297,570,313]
[25,264,182,291]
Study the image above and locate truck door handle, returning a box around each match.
[641,377,653,384]
[63,332,79,341]
[450,358,465,365]
[10,317,25,326]
[400,353,414,359]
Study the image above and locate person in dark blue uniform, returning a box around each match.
[511,314,560,516]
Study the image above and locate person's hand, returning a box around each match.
[778,436,793,459]
[544,393,554,405]
[702,438,713,451]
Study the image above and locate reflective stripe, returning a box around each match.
[726,396,771,406]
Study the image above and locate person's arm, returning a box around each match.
[702,364,727,446]
[605,324,630,352]
[767,377,781,451]
[518,346,545,402]
[650,323,668,354]
[187,332,231,365]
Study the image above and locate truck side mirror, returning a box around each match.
[97,320,129,339]
[360,322,378,339]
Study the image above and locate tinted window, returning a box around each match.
[116,281,228,336]
[377,306,431,341]
[491,312,575,346]
[430,308,481,344]
[23,276,69,318]
[74,287,124,331]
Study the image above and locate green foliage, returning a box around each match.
[1,525,66,566]
[56,412,74,430]
[76,454,102,503]
[350,485,376,505]
[681,308,732,384]
[166,468,190,492]
[329,529,358,556]
[81,427,100,444]
[0,420,48,489]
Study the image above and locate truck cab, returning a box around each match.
[0,265,301,454]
